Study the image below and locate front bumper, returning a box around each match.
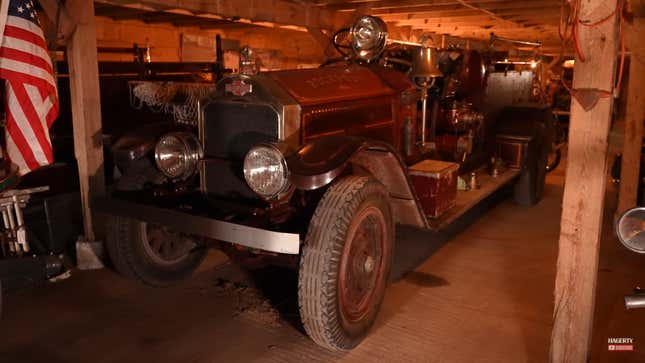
[93,197,300,254]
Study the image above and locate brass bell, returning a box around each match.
[411,46,443,82]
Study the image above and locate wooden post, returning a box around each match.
[617,18,645,215]
[550,0,619,361]
[65,0,105,268]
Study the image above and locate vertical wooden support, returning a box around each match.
[617,18,645,215]
[550,0,619,361]
[65,0,105,245]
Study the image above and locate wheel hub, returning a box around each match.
[363,255,375,273]
[140,223,196,266]
[338,206,387,323]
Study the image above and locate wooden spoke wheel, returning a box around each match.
[299,176,393,351]
[339,206,387,325]
[140,223,195,266]
[106,217,206,287]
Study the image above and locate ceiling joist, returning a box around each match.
[89,0,570,55]
[94,0,350,30]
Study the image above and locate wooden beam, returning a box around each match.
[333,0,561,13]
[93,3,150,20]
[65,0,105,246]
[550,0,620,361]
[94,0,350,31]
[455,0,527,28]
[378,8,561,22]
[617,18,645,215]
[38,0,76,44]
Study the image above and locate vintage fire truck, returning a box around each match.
[97,16,552,350]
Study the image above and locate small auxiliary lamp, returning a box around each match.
[410,46,443,148]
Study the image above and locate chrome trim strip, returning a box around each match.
[94,197,300,254]
[253,75,302,148]
[197,99,206,193]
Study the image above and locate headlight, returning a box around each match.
[350,15,388,62]
[154,132,202,180]
[616,207,645,254]
[243,144,290,199]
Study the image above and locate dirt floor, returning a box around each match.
[1,164,645,363]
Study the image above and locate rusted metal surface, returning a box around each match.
[268,65,395,106]
[267,65,416,151]
[339,205,388,324]
[301,96,396,145]
[349,148,427,228]
[496,135,531,169]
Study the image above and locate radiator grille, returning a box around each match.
[202,101,279,160]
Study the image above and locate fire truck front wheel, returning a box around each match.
[298,176,394,351]
[105,216,206,287]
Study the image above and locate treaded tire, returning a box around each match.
[298,175,393,351]
[105,216,206,287]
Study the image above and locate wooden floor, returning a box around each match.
[1,164,644,362]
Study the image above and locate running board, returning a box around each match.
[428,168,520,231]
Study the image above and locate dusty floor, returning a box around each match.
[1,165,645,363]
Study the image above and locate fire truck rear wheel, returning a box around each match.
[298,176,393,351]
[105,216,206,287]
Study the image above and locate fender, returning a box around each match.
[287,135,365,191]
[111,122,173,171]
[287,135,427,228]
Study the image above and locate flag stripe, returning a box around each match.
[25,82,54,144]
[44,95,57,127]
[1,0,58,175]
[0,46,53,74]
[1,35,50,65]
[4,15,45,39]
[5,134,28,170]
[0,56,56,87]
[5,104,40,170]
[0,67,55,94]
[7,82,51,164]
[2,24,46,50]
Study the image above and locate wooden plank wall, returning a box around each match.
[93,17,326,69]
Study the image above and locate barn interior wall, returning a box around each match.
[93,16,325,69]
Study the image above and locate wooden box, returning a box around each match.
[496,134,532,169]
[409,160,459,219]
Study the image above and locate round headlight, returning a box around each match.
[243,144,290,199]
[154,132,202,180]
[616,207,645,254]
[350,16,388,62]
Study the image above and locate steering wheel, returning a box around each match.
[332,27,351,58]
[319,28,352,67]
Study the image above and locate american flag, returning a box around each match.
[0,0,58,175]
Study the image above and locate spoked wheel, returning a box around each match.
[140,223,195,266]
[106,217,206,287]
[339,206,387,326]
[299,176,393,351]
